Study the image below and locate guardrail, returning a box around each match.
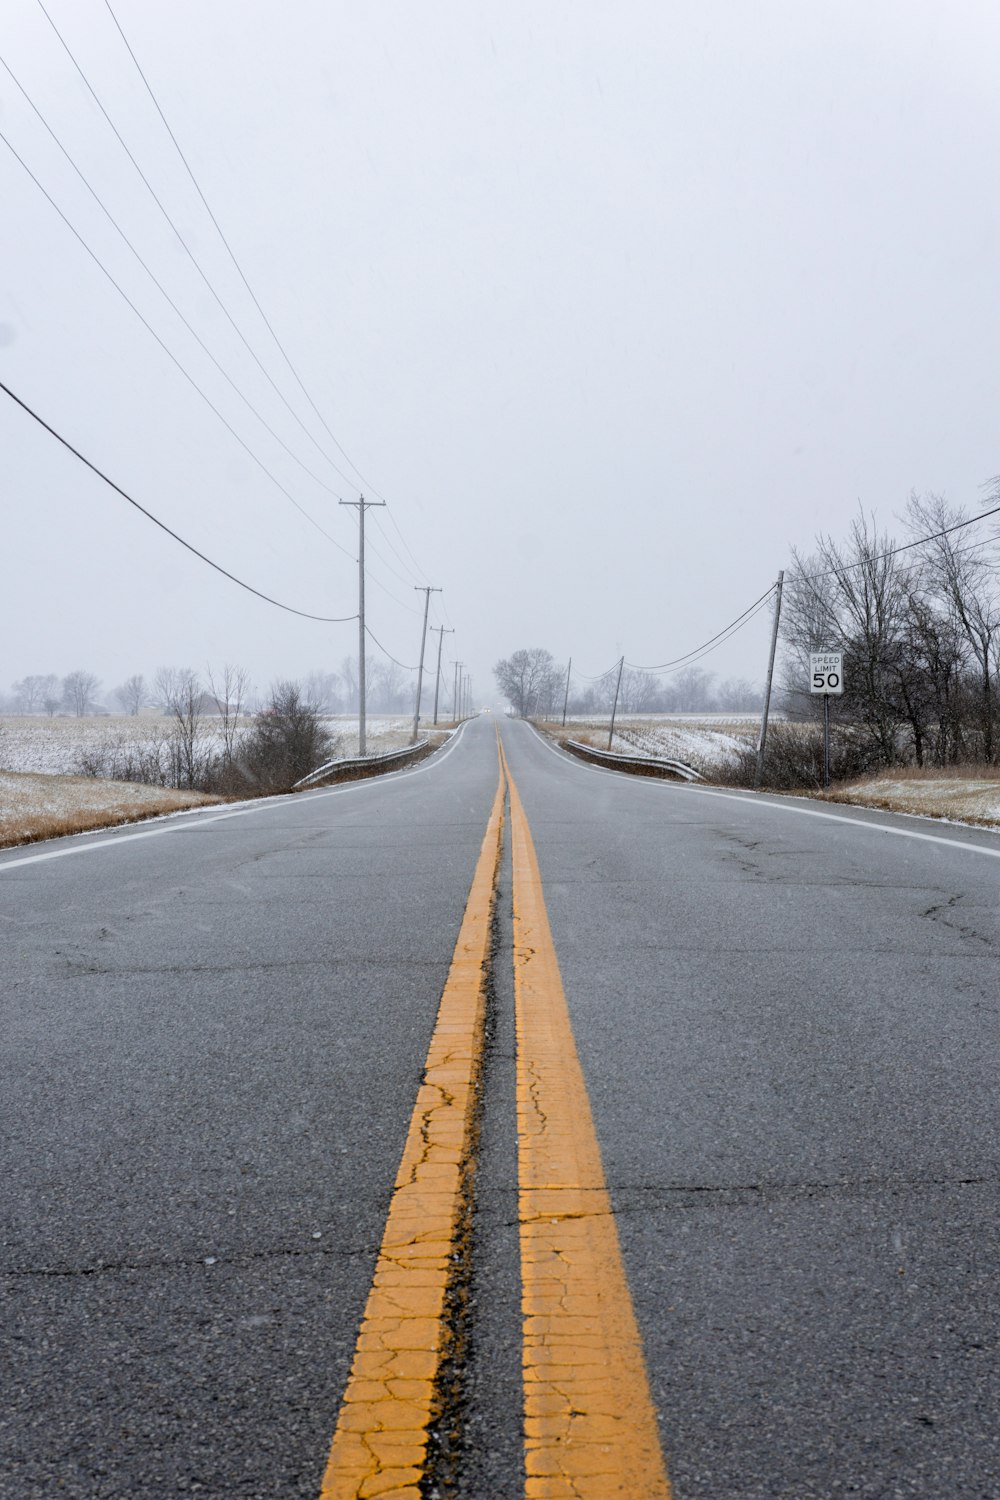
[294,738,431,790]
[562,739,705,782]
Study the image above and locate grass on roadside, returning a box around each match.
[823,766,1000,828]
[0,770,219,850]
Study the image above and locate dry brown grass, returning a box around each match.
[819,770,1000,829]
[0,770,218,850]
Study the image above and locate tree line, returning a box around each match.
[493,647,760,719]
[496,490,1000,787]
[780,492,1000,773]
[2,656,422,719]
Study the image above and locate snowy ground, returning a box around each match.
[551,715,760,771]
[830,775,1000,827]
[0,714,415,775]
[0,770,214,848]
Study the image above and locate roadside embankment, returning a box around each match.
[0,770,218,849]
[823,769,1000,829]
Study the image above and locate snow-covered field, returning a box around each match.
[552,715,760,771]
[0,714,413,775]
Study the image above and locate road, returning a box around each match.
[3,713,999,1498]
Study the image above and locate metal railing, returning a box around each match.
[561,738,704,782]
[293,738,431,790]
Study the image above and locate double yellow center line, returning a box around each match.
[320,737,671,1499]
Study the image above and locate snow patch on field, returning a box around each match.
[555,716,758,769]
[0,770,214,848]
[834,777,1000,825]
[0,714,412,775]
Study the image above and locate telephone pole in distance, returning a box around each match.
[431,624,455,725]
[339,494,385,756]
[412,586,442,742]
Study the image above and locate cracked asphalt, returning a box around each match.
[4,713,1000,1497]
[502,721,1000,1499]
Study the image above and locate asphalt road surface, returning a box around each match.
[4,714,999,1498]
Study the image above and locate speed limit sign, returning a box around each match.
[810,651,844,695]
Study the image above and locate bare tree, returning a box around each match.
[303,670,343,712]
[619,668,657,714]
[908,493,1000,762]
[207,663,251,770]
[784,514,911,765]
[11,674,59,713]
[370,658,410,712]
[494,648,563,717]
[340,656,358,714]
[62,669,101,717]
[668,667,717,713]
[155,667,203,788]
[114,674,148,715]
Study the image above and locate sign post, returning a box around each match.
[809,650,844,790]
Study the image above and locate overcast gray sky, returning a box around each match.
[2,0,998,706]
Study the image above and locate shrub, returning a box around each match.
[238,682,334,793]
[719,721,886,791]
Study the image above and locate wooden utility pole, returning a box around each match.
[607,657,625,750]
[453,662,463,722]
[339,494,385,756]
[561,657,572,727]
[431,625,454,725]
[411,586,442,742]
[754,571,785,790]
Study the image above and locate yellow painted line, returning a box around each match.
[504,750,673,1499]
[319,757,505,1500]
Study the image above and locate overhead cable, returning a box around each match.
[363,626,418,672]
[0,54,353,510]
[627,584,778,673]
[654,593,777,674]
[799,503,1000,580]
[100,0,380,496]
[101,0,435,588]
[0,378,357,622]
[37,0,363,497]
[0,125,355,561]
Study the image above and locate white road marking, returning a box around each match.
[0,722,471,874]
[525,724,1000,861]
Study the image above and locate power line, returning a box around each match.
[99,0,379,497]
[627,584,778,672]
[0,53,353,510]
[364,625,419,673]
[654,592,777,675]
[0,377,357,623]
[0,124,356,562]
[799,503,1000,580]
[99,0,438,602]
[37,0,364,499]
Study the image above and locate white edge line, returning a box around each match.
[524,722,1000,861]
[0,721,470,873]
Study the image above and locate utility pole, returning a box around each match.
[431,625,454,725]
[465,675,473,717]
[454,662,463,722]
[561,657,572,727]
[754,570,785,790]
[607,656,625,750]
[339,494,385,756]
[411,586,442,742]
